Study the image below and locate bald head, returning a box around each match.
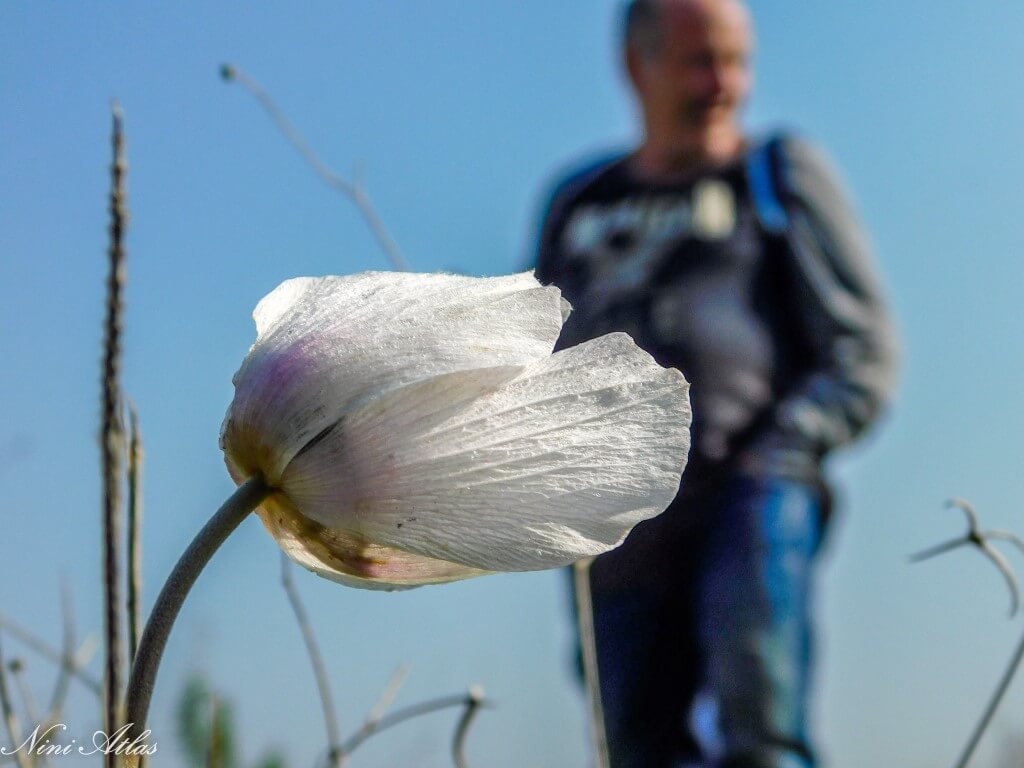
[623,0,754,170]
[625,0,752,58]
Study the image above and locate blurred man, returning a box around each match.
[534,1,897,766]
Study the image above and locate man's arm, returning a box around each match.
[739,137,899,472]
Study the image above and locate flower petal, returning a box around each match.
[221,271,566,483]
[282,332,691,572]
[257,493,489,591]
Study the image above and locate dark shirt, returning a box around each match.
[535,137,898,480]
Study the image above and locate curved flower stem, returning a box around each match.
[573,558,610,768]
[122,476,271,766]
[953,625,1024,768]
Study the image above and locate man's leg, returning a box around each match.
[580,503,707,768]
[588,583,703,768]
[697,474,824,768]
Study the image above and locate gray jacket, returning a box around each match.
[738,135,899,476]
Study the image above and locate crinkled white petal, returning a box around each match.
[221,271,566,483]
[280,332,691,573]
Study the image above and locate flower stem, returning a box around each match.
[953,624,1024,768]
[122,476,271,766]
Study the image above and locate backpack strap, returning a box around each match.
[747,135,789,236]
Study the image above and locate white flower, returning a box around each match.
[220,271,690,590]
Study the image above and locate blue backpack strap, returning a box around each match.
[747,135,789,235]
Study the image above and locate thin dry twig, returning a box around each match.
[43,577,77,728]
[912,498,1022,616]
[0,614,100,696]
[219,62,410,272]
[6,659,49,768]
[915,498,1024,768]
[573,558,610,768]
[127,401,144,667]
[954,629,1024,768]
[6,661,38,732]
[101,102,128,764]
[364,664,409,729]
[280,554,341,767]
[451,685,485,768]
[0,639,30,768]
[334,665,410,768]
[337,691,494,759]
[984,530,1024,556]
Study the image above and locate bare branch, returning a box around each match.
[978,542,1021,617]
[954,629,1024,768]
[333,665,410,767]
[0,614,100,696]
[0,639,30,768]
[44,577,77,728]
[909,537,969,563]
[7,661,38,731]
[220,62,410,272]
[917,497,1024,767]
[364,664,409,729]
[984,530,1024,557]
[101,102,129,766]
[338,692,493,759]
[913,499,1022,617]
[947,498,981,532]
[280,554,341,767]
[452,685,485,768]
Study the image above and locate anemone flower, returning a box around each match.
[124,271,689,757]
[220,270,691,589]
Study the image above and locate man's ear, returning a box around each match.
[624,45,645,93]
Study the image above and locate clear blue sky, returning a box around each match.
[3,2,1024,766]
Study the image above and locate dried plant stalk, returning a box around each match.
[573,558,609,768]
[954,630,1024,768]
[220,63,410,272]
[338,691,491,758]
[127,402,144,666]
[280,554,341,766]
[101,102,129,766]
[0,612,100,696]
[0,639,30,768]
[452,686,485,768]
[43,578,79,729]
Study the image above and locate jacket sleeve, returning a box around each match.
[739,137,899,470]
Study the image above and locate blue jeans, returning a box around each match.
[580,473,826,768]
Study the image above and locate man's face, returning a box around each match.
[629,0,753,146]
